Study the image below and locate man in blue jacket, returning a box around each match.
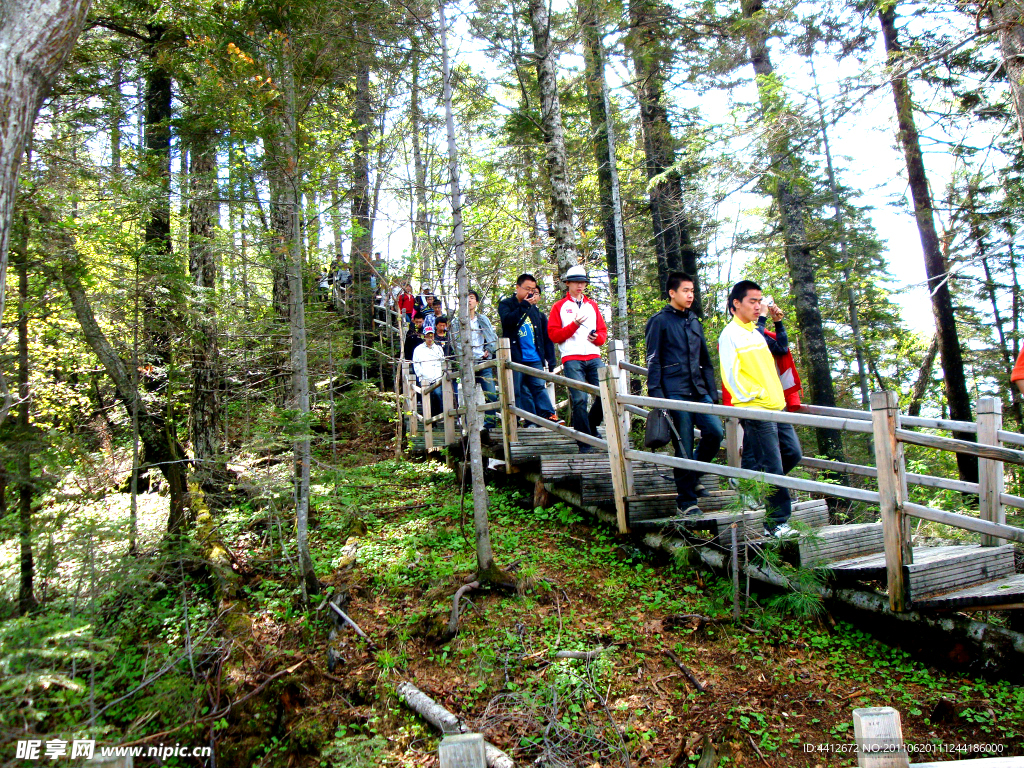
[498,274,560,425]
[645,272,723,516]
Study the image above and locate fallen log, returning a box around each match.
[553,646,615,661]
[396,681,514,768]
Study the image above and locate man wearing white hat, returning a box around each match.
[548,266,607,453]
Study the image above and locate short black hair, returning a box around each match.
[667,272,695,293]
[468,289,480,302]
[728,280,762,313]
[516,273,538,287]
[413,311,426,320]
[437,315,449,325]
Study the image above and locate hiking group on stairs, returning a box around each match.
[397,267,805,537]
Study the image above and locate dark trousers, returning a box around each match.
[476,365,498,429]
[666,391,724,506]
[740,418,803,527]
[513,359,555,419]
[562,358,604,446]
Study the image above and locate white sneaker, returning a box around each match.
[764,523,797,539]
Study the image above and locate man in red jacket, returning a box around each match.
[548,266,608,453]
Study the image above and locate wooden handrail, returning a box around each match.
[998,429,1024,447]
[620,448,882,505]
[616,359,981,434]
[895,428,1024,466]
[505,361,600,395]
[618,392,875,434]
[903,502,1024,545]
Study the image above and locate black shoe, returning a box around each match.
[677,503,702,518]
[694,482,708,498]
[578,445,595,454]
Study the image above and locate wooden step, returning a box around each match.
[790,499,829,528]
[826,545,1016,598]
[912,573,1024,610]
[800,523,884,568]
[907,544,1014,601]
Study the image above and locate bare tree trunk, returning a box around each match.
[810,58,870,409]
[627,0,701,302]
[60,229,190,533]
[741,0,844,464]
[581,2,628,345]
[350,54,376,377]
[908,333,939,418]
[188,128,223,490]
[439,0,504,583]
[411,52,432,287]
[528,0,578,282]
[879,2,977,482]
[142,27,175,398]
[278,45,318,598]
[14,213,35,614]
[0,0,92,424]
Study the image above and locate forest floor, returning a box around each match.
[3,389,1024,767]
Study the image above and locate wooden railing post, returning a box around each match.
[496,338,517,473]
[423,382,434,453]
[610,340,631,435]
[599,363,633,534]
[442,361,456,446]
[726,418,742,467]
[871,390,912,612]
[395,360,405,458]
[403,361,417,441]
[978,396,1005,546]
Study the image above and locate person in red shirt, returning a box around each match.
[397,282,415,322]
[1013,348,1024,395]
[548,266,608,452]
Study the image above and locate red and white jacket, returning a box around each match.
[548,293,608,361]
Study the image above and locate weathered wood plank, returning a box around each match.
[913,573,1024,610]
[800,523,884,568]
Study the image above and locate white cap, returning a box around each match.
[564,265,589,283]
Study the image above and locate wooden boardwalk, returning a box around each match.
[399,336,1024,616]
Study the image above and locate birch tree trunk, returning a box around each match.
[0,0,91,423]
[741,0,845,465]
[527,0,578,282]
[439,0,502,582]
[879,2,977,482]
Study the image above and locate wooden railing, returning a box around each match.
[391,314,1024,612]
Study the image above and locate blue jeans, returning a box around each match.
[740,418,802,527]
[562,358,604,445]
[514,359,555,419]
[665,391,724,506]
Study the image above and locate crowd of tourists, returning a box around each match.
[393,267,811,538]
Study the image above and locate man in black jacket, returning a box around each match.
[498,273,559,423]
[645,272,723,516]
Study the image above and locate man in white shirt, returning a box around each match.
[413,321,445,417]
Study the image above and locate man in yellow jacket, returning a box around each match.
[719,280,802,537]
